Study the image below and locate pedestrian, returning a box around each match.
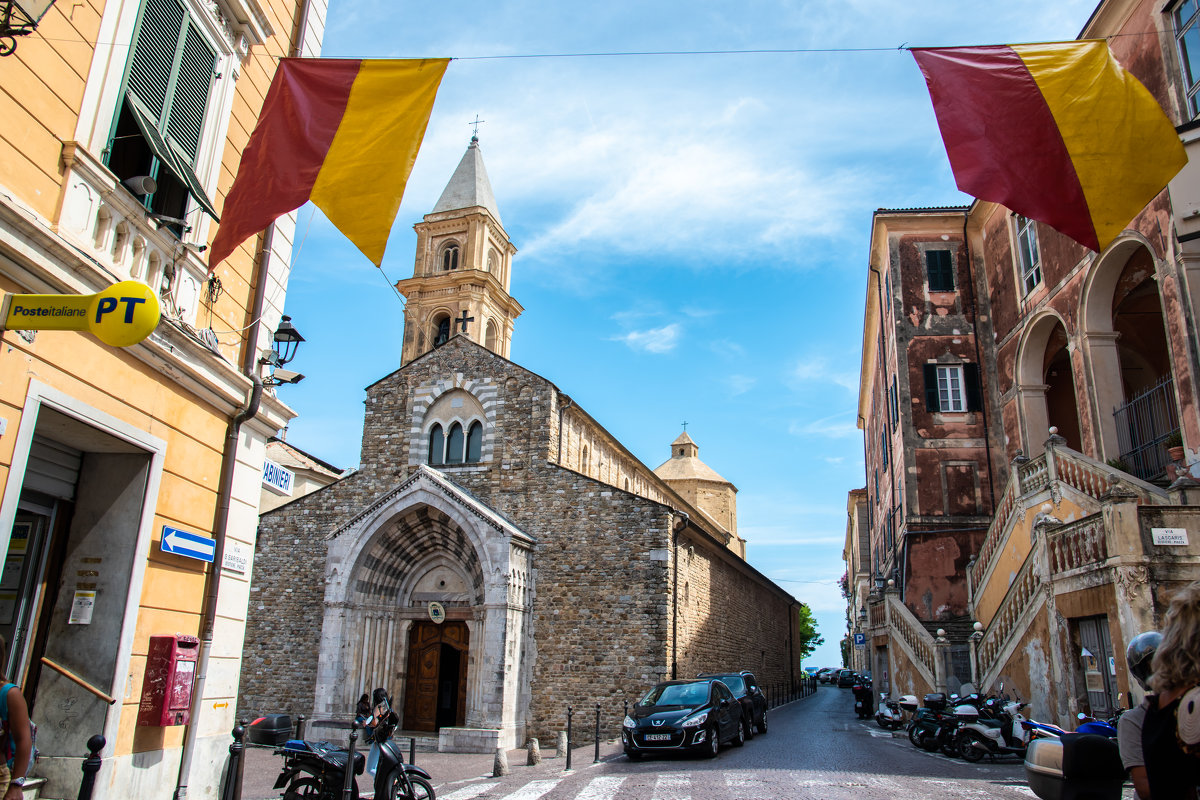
[1142,581,1200,800]
[1118,631,1161,800]
[0,636,33,800]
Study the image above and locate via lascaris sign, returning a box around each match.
[1,280,161,347]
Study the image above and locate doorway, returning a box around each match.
[1076,615,1118,716]
[403,621,468,732]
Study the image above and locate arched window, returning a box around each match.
[434,315,451,346]
[428,424,445,465]
[486,250,496,273]
[466,421,483,462]
[442,243,460,271]
[485,320,498,352]
[446,423,464,464]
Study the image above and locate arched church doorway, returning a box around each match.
[403,621,468,732]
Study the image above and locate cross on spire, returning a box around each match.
[681,421,688,432]
[469,115,485,141]
[457,309,475,333]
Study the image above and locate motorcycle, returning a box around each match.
[272,711,435,800]
[875,694,916,730]
[852,680,875,719]
[908,692,959,754]
[955,696,1030,762]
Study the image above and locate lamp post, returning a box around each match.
[1,0,57,56]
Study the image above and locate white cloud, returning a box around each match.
[612,323,681,353]
[788,412,860,440]
[790,355,859,392]
[724,374,756,396]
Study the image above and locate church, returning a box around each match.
[238,138,805,752]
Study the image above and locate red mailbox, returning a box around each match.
[137,634,200,726]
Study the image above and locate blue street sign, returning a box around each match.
[854,633,866,647]
[161,526,215,563]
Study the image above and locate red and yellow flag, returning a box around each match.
[912,42,1186,252]
[209,58,449,269]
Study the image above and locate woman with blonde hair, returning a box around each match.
[1142,580,1200,800]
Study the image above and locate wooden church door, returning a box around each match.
[403,621,469,731]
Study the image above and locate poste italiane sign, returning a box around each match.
[1,280,161,347]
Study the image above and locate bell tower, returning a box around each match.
[396,137,522,365]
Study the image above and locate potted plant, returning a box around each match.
[1164,430,1185,463]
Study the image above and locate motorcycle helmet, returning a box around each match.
[1125,631,1161,691]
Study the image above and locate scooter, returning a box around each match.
[272,711,436,800]
[875,694,915,730]
[852,680,875,719]
[955,696,1030,762]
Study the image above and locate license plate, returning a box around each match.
[645,733,671,741]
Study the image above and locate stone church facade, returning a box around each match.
[239,140,804,752]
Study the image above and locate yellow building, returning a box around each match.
[0,0,326,796]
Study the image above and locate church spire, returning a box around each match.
[395,139,522,365]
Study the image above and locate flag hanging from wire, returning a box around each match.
[911,41,1186,252]
[208,57,450,269]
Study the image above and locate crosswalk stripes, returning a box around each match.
[650,771,691,800]
[572,775,626,800]
[724,772,769,797]
[438,783,498,800]
[493,778,564,800]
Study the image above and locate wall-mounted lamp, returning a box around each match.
[858,606,867,622]
[270,315,304,366]
[258,316,305,387]
[0,0,57,56]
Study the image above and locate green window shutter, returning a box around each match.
[127,0,186,124]
[925,250,954,291]
[166,22,216,164]
[923,364,940,412]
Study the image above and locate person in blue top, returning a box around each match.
[0,637,32,800]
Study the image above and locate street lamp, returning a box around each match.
[1,0,57,56]
[259,316,305,387]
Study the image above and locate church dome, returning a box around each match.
[653,432,734,486]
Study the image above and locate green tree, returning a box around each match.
[796,603,825,661]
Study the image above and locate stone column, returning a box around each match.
[1082,331,1124,462]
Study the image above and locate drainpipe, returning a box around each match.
[670,511,688,680]
[962,211,997,509]
[172,225,275,800]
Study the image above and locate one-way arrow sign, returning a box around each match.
[161,525,215,563]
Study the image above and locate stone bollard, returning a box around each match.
[492,746,510,777]
[526,737,541,766]
[555,730,568,759]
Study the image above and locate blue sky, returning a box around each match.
[273,0,1098,672]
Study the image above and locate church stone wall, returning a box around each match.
[672,528,801,689]
[239,472,364,721]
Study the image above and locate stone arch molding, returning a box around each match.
[409,377,500,466]
[1014,308,1073,454]
[325,464,533,606]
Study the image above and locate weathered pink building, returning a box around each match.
[852,0,1200,722]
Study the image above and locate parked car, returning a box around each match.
[622,678,745,760]
[836,669,856,687]
[803,666,821,678]
[697,670,768,736]
[817,668,838,683]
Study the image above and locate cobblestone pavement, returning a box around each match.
[242,686,1135,800]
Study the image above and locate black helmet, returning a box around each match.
[1126,631,1161,691]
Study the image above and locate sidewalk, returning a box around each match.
[240,738,626,799]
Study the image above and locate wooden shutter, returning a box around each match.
[964,363,983,412]
[167,24,216,164]
[127,0,185,124]
[925,250,954,291]
[923,364,940,412]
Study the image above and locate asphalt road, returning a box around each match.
[246,685,1134,800]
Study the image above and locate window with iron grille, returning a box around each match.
[105,0,219,231]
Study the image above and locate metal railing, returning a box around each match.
[1114,375,1179,481]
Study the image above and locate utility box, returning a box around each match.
[137,634,200,726]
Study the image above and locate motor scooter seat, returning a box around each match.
[316,748,367,775]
